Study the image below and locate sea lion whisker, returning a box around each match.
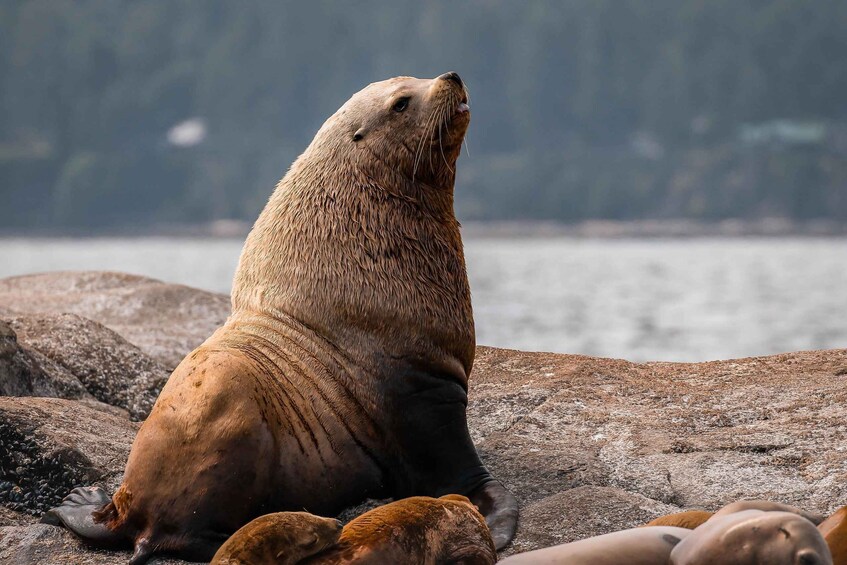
[438,116,453,174]
[440,102,455,173]
[413,107,439,180]
[425,106,441,173]
[431,103,447,172]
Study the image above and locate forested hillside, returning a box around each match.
[1,1,846,230]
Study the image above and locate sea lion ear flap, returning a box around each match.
[352,127,366,142]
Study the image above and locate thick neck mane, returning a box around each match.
[230,135,475,377]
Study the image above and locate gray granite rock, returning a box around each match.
[0,321,45,397]
[0,271,845,563]
[0,524,184,565]
[7,315,168,420]
[0,271,230,369]
[0,398,138,521]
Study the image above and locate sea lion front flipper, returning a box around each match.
[41,486,127,548]
[468,479,519,550]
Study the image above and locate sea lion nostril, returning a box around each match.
[439,71,463,87]
[797,551,821,565]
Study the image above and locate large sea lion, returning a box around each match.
[669,510,832,565]
[210,512,342,565]
[498,526,692,564]
[41,72,518,563]
[301,494,497,564]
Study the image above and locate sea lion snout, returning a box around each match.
[436,71,470,111]
[797,549,825,565]
[439,71,464,87]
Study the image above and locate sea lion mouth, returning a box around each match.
[450,99,470,123]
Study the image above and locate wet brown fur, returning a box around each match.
[303,495,497,564]
[644,510,714,530]
[818,506,847,565]
[210,512,342,565]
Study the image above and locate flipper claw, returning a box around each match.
[40,486,126,548]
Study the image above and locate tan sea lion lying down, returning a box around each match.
[652,501,847,565]
[42,71,517,564]
[669,510,831,565]
[498,526,692,565]
[502,499,832,564]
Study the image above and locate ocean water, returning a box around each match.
[0,236,844,362]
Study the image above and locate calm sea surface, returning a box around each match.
[0,236,845,362]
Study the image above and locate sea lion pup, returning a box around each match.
[711,499,825,524]
[497,526,691,564]
[644,510,714,530]
[669,510,832,565]
[817,505,847,565]
[301,495,497,564]
[645,500,824,530]
[210,512,342,565]
[41,71,518,563]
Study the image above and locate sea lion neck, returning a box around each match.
[310,133,459,220]
[230,134,475,378]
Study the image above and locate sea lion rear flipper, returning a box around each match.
[468,479,519,551]
[40,486,127,548]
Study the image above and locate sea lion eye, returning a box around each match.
[392,97,410,113]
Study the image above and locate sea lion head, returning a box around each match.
[233,72,476,370]
[670,510,833,565]
[211,511,343,565]
[313,72,470,189]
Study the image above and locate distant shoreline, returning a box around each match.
[2,218,846,240]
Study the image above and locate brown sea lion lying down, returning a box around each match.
[306,494,497,565]
[41,71,517,564]
[817,505,847,565]
[212,495,496,565]
[644,510,715,530]
[210,512,342,565]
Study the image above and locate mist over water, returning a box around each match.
[2,236,844,362]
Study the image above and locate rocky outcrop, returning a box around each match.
[0,398,138,521]
[0,272,229,369]
[0,271,845,563]
[0,524,185,565]
[469,346,847,555]
[7,315,168,420]
[0,322,48,398]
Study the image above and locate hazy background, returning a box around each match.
[1,1,845,361]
